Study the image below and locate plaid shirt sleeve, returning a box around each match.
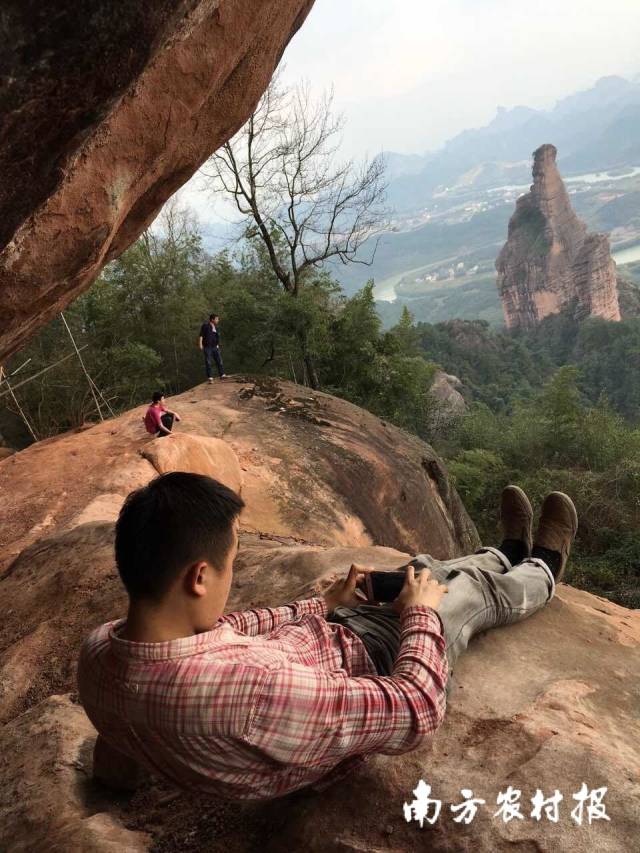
[218,596,328,636]
[242,605,447,766]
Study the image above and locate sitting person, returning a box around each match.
[143,391,180,438]
[78,474,577,800]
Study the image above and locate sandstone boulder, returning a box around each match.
[496,144,621,328]
[70,493,126,527]
[265,583,639,853]
[0,380,476,726]
[0,517,411,728]
[0,379,478,578]
[429,371,466,436]
[0,0,314,362]
[1,533,638,852]
[0,694,148,852]
[2,380,636,851]
[0,522,123,725]
[141,433,243,494]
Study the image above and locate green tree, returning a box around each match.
[203,72,388,388]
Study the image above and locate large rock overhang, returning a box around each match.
[0,0,315,362]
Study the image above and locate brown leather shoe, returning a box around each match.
[500,485,533,557]
[533,492,578,582]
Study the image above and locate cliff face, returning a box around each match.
[1,379,639,852]
[429,370,466,437]
[0,0,314,363]
[496,144,621,328]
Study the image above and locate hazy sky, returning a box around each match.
[179,0,640,228]
[280,0,640,158]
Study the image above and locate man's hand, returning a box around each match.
[391,565,448,615]
[322,563,373,612]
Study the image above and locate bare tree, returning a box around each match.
[201,73,388,388]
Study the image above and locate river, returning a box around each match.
[613,243,640,265]
[489,165,640,195]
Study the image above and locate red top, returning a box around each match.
[143,404,166,434]
[77,597,447,800]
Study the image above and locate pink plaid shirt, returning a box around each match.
[78,597,448,800]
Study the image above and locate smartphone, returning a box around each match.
[364,561,421,602]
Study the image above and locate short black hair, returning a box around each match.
[152,391,164,403]
[115,472,245,601]
[209,313,218,321]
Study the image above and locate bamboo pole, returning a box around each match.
[0,357,32,384]
[0,367,38,442]
[0,348,88,400]
[60,312,103,421]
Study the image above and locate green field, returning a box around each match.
[376,272,503,328]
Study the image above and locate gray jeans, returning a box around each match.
[415,547,555,677]
[330,548,555,687]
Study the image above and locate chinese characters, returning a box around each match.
[404,781,610,827]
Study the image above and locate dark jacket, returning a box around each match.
[200,322,220,348]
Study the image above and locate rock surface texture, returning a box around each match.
[429,370,466,436]
[496,144,621,328]
[0,0,314,363]
[0,380,638,852]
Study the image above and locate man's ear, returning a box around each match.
[184,561,209,597]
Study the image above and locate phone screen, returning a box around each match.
[365,563,421,602]
[368,572,405,602]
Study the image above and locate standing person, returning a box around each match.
[198,313,226,383]
[143,392,180,438]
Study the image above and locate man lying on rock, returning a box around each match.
[78,473,577,800]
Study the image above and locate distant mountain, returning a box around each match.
[382,151,426,180]
[553,74,637,117]
[329,74,640,310]
[384,75,640,213]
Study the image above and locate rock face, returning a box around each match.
[496,144,621,328]
[0,377,477,723]
[1,379,638,851]
[429,371,466,436]
[141,433,244,494]
[1,694,150,852]
[430,371,465,414]
[617,275,640,319]
[0,378,476,577]
[0,0,314,363]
